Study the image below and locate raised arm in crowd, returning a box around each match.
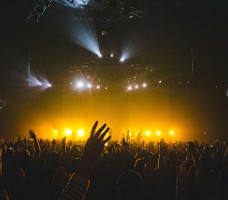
[0,122,227,200]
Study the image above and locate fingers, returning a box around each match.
[90,121,111,143]
[94,123,107,138]
[90,121,98,137]
[103,136,111,144]
[98,127,110,141]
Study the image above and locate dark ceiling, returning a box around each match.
[0,0,228,107]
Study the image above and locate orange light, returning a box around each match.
[77,129,85,137]
[156,130,161,136]
[64,129,72,136]
[145,131,151,136]
[169,130,174,135]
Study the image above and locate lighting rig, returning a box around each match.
[65,52,155,92]
[26,0,152,23]
[26,0,54,23]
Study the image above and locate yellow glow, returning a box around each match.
[54,130,59,135]
[145,131,151,136]
[77,129,85,137]
[104,143,108,146]
[64,129,72,136]
[169,130,175,135]
[156,130,161,136]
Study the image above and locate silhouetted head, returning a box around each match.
[117,170,143,200]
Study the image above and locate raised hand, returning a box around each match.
[29,130,36,140]
[28,130,40,158]
[78,121,111,178]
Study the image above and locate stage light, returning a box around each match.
[76,81,84,88]
[169,130,174,135]
[64,129,72,136]
[56,15,101,57]
[96,85,100,89]
[42,80,52,88]
[47,83,52,87]
[28,75,42,87]
[135,85,139,89]
[156,130,161,136]
[28,74,52,90]
[127,86,132,91]
[120,57,125,62]
[98,53,102,58]
[120,45,132,62]
[87,83,92,88]
[145,131,151,136]
[77,129,84,137]
[142,83,147,88]
[54,130,59,135]
[110,53,114,58]
[158,80,162,84]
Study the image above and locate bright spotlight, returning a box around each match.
[110,53,114,58]
[76,81,84,88]
[135,85,139,89]
[28,75,42,87]
[77,129,85,137]
[57,16,101,57]
[145,131,151,136]
[120,47,131,62]
[87,83,92,88]
[127,86,132,91]
[28,74,52,90]
[42,81,52,88]
[96,85,100,89]
[64,129,72,136]
[142,83,147,88]
[54,130,59,135]
[169,130,175,135]
[156,130,161,136]
[120,57,125,62]
[158,80,162,84]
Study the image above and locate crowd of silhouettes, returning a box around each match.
[0,121,227,200]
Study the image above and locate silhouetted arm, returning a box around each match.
[59,121,111,200]
[29,130,41,159]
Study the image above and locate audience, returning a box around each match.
[0,121,227,200]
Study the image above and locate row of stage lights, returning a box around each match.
[71,81,152,91]
[127,83,147,91]
[97,52,128,63]
[54,129,85,137]
[128,130,175,137]
[28,75,152,92]
[52,128,175,140]
[70,80,108,90]
[28,78,163,92]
